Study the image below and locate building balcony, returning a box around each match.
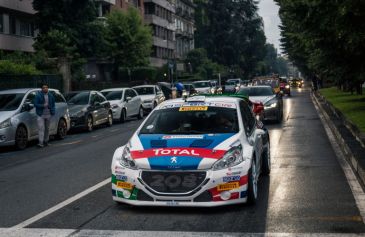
[144,14,175,30]
[150,57,167,67]
[152,36,175,50]
[0,0,36,14]
[95,0,116,5]
[144,0,175,12]
[0,33,35,52]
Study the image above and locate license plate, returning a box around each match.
[116,181,133,190]
[166,201,180,206]
[217,182,240,191]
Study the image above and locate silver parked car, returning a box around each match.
[101,88,143,123]
[237,85,283,122]
[132,85,165,112]
[0,88,70,150]
[192,81,215,94]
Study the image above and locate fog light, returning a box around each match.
[220,191,231,201]
[122,190,131,199]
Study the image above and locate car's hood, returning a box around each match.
[139,95,154,101]
[68,105,88,115]
[108,100,122,106]
[0,111,16,123]
[249,95,276,105]
[195,87,210,92]
[128,133,238,170]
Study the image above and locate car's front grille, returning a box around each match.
[141,171,207,195]
[194,191,212,202]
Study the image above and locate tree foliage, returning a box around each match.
[275,0,365,93]
[194,0,266,79]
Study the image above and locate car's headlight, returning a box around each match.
[0,118,11,129]
[117,145,138,170]
[285,85,290,89]
[143,100,153,103]
[213,145,244,170]
[264,100,278,108]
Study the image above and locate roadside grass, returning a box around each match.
[320,87,365,133]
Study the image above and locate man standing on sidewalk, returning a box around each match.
[34,83,56,148]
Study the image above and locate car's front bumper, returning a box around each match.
[263,106,279,120]
[142,102,153,110]
[70,116,87,129]
[0,126,16,147]
[111,162,250,207]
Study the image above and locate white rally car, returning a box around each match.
[111,95,270,207]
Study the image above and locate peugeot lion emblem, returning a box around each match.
[170,157,177,164]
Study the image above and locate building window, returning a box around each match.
[0,14,3,33]
[20,21,31,36]
[9,16,16,35]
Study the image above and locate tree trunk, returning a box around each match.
[58,57,71,93]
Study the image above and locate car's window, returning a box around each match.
[130,89,137,97]
[134,87,155,95]
[237,87,273,96]
[0,93,25,111]
[26,91,37,103]
[125,90,132,100]
[50,91,66,103]
[67,92,90,105]
[96,93,106,103]
[156,86,161,93]
[101,91,123,100]
[225,81,236,85]
[90,93,98,105]
[193,82,210,88]
[140,106,239,134]
[239,100,255,135]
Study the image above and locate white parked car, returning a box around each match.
[133,85,165,112]
[101,88,143,123]
[192,81,215,94]
[0,88,70,150]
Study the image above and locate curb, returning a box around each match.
[312,92,365,186]
[316,92,365,148]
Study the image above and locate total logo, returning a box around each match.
[153,148,200,156]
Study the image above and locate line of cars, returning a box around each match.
[0,85,166,150]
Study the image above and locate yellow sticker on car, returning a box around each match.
[217,182,240,191]
[179,106,208,112]
[116,181,133,190]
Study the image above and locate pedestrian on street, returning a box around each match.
[34,83,55,148]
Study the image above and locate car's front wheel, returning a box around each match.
[120,109,126,123]
[56,119,67,140]
[107,111,113,127]
[137,106,144,120]
[261,143,271,175]
[247,159,258,205]
[15,125,28,150]
[86,115,93,132]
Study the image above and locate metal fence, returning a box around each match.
[0,75,63,92]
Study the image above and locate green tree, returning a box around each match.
[106,8,152,69]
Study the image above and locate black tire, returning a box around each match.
[261,143,271,176]
[56,119,67,140]
[247,159,258,205]
[86,115,93,132]
[15,126,28,150]
[153,101,157,109]
[119,109,126,123]
[107,111,113,127]
[137,106,144,120]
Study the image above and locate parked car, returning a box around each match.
[252,78,280,94]
[224,81,239,93]
[192,81,214,94]
[101,88,143,123]
[111,95,270,206]
[0,88,70,150]
[133,85,165,112]
[237,86,283,122]
[182,84,198,97]
[226,78,243,87]
[65,91,113,131]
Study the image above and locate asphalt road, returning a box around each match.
[1,88,365,235]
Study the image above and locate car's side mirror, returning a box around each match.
[22,103,34,112]
[93,101,100,106]
[126,96,132,102]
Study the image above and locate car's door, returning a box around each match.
[90,92,103,124]
[125,89,139,116]
[96,92,109,122]
[156,86,164,104]
[23,90,38,137]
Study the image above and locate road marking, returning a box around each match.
[312,93,365,223]
[110,128,120,132]
[10,178,110,230]
[0,229,365,237]
[54,140,83,146]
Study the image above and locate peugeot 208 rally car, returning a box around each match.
[111,95,270,207]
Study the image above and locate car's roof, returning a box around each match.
[66,90,93,94]
[193,80,210,83]
[133,85,156,88]
[0,88,59,94]
[161,96,241,105]
[100,88,128,92]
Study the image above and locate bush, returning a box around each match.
[118,66,157,83]
[0,60,41,75]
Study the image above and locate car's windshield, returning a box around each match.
[134,87,154,95]
[140,106,239,134]
[226,81,236,86]
[66,92,90,105]
[227,80,240,84]
[0,93,25,111]
[237,87,273,96]
[101,91,123,100]
[193,82,210,88]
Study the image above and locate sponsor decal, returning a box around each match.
[115,171,125,175]
[179,106,208,112]
[217,182,240,191]
[131,148,226,159]
[223,176,241,182]
[116,181,133,190]
[116,175,128,181]
[226,171,242,176]
[162,135,204,139]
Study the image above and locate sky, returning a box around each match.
[257,0,282,53]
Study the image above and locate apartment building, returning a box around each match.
[96,0,144,18]
[174,0,194,59]
[0,0,37,52]
[144,0,175,67]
